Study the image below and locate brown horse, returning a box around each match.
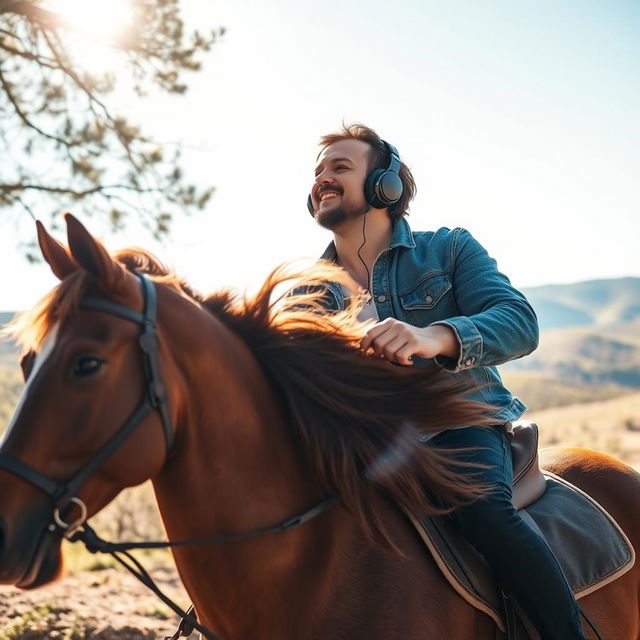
[0,214,639,639]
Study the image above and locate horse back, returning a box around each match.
[541,447,640,640]
[541,447,640,532]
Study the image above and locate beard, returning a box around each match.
[314,197,369,230]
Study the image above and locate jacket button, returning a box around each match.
[465,357,475,366]
[424,295,433,304]
[377,294,387,302]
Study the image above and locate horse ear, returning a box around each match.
[36,220,77,280]
[64,213,129,293]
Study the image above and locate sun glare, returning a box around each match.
[45,0,136,72]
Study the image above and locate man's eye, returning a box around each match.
[73,356,105,377]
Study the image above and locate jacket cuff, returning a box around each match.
[431,318,483,372]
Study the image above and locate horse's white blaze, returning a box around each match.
[1,326,59,445]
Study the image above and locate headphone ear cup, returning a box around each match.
[307,194,315,216]
[377,171,403,206]
[365,169,403,209]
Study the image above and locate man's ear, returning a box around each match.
[36,220,77,280]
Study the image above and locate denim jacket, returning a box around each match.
[316,218,539,422]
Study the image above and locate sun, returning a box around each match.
[44,0,136,72]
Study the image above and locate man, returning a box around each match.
[305,123,587,640]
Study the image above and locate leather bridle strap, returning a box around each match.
[80,272,174,451]
[72,494,340,553]
[0,273,173,513]
[0,455,62,497]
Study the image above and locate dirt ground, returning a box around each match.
[0,563,196,640]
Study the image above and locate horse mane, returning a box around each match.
[6,249,494,549]
[204,262,496,548]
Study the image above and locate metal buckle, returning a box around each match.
[52,497,87,538]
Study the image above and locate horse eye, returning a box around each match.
[73,356,104,377]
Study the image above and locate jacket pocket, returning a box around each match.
[399,274,452,311]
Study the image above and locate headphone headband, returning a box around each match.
[383,141,401,173]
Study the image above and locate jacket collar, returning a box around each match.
[320,217,415,262]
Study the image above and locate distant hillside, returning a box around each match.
[502,321,640,394]
[500,370,630,412]
[522,277,640,330]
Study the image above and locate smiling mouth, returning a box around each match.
[319,191,341,203]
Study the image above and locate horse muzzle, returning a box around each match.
[0,502,64,589]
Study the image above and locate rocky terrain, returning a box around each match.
[0,562,194,640]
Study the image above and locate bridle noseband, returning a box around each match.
[0,272,338,640]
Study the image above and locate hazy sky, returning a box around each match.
[1,0,638,310]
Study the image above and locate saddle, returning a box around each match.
[408,421,635,638]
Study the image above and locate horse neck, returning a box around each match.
[153,296,321,534]
[147,292,458,638]
[150,296,335,602]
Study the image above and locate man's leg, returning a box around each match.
[430,426,587,640]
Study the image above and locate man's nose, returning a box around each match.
[315,168,335,185]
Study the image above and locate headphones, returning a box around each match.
[307,140,404,216]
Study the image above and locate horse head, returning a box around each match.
[0,214,174,588]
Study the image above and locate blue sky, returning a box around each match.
[1,0,638,310]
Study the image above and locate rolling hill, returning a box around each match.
[521,277,640,330]
[500,278,640,409]
[502,321,640,387]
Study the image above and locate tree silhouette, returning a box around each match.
[0,0,221,258]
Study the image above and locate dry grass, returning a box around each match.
[526,391,640,471]
[0,366,22,432]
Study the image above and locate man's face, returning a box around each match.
[310,139,370,230]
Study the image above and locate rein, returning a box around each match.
[0,273,338,640]
[70,495,339,640]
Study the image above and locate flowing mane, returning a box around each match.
[6,248,494,546]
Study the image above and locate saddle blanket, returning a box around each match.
[408,471,635,632]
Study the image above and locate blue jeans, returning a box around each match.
[430,426,587,640]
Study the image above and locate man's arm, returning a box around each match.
[361,229,539,369]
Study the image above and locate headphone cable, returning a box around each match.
[357,207,373,302]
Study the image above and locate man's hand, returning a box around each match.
[360,319,459,366]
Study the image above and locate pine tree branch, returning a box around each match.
[0,38,58,68]
[0,65,72,146]
[0,183,166,196]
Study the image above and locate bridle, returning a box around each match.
[0,272,337,640]
[0,273,173,535]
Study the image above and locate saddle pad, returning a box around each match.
[407,472,635,632]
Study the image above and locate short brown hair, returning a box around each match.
[318,123,416,221]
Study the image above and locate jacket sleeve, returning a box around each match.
[431,228,539,372]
